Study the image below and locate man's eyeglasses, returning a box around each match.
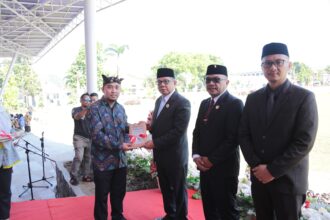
[82,98,91,102]
[156,79,172,85]
[205,77,227,84]
[261,59,287,69]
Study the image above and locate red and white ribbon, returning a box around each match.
[0,130,12,140]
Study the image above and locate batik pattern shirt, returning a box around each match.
[89,97,129,171]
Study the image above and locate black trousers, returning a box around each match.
[93,167,127,220]
[0,167,12,219]
[251,179,305,220]
[157,163,188,220]
[200,168,239,220]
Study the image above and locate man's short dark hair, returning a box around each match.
[89,92,98,97]
[80,93,89,100]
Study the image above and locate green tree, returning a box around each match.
[13,58,42,106]
[104,44,129,75]
[318,65,330,85]
[0,57,42,112]
[65,43,109,103]
[324,65,330,74]
[292,62,313,85]
[149,52,221,92]
[2,80,20,111]
[143,76,158,98]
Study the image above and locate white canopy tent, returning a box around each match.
[0,0,127,102]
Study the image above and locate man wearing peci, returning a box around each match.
[89,75,133,220]
[192,65,243,220]
[144,68,191,220]
[239,42,318,220]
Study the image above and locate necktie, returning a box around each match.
[203,98,215,121]
[157,97,166,117]
[266,92,274,123]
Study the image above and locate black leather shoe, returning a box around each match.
[69,176,79,186]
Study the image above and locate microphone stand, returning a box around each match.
[17,142,51,200]
[20,138,47,156]
[31,132,54,186]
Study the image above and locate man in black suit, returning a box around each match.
[144,68,191,220]
[239,42,318,220]
[192,65,243,220]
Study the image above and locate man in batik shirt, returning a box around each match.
[89,75,132,220]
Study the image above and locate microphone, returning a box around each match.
[40,131,44,141]
[23,139,32,146]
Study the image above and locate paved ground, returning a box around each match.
[11,131,97,201]
[12,133,61,201]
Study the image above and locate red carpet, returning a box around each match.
[11,189,204,220]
